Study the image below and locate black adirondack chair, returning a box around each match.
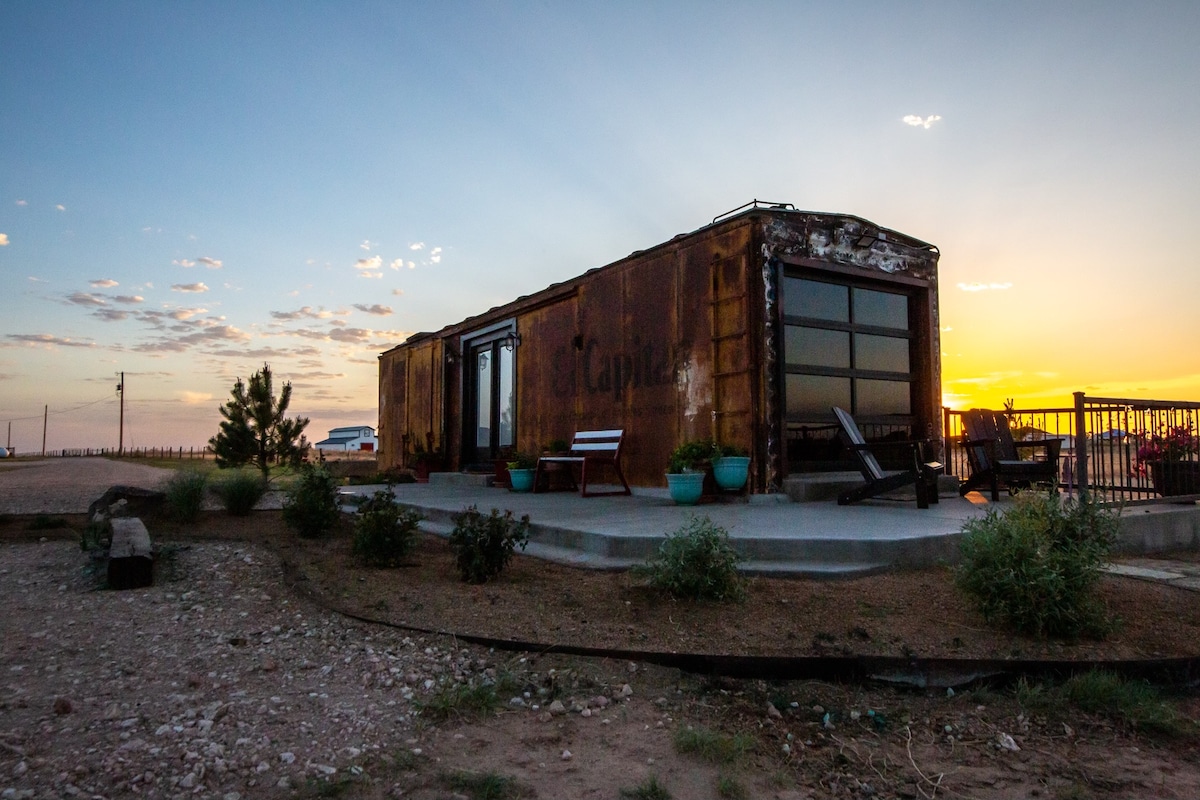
[832,407,942,509]
[958,408,1062,501]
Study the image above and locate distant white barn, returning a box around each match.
[315,425,378,452]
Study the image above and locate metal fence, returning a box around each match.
[943,392,1200,505]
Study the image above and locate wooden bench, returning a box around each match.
[533,430,632,497]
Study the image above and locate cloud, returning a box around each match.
[391,288,404,296]
[130,324,251,353]
[172,258,196,268]
[430,246,442,264]
[6,333,94,348]
[0,233,8,246]
[355,255,382,270]
[15,200,27,207]
[353,303,392,316]
[27,276,45,283]
[66,291,108,307]
[90,278,119,288]
[956,282,1013,292]
[179,391,213,404]
[171,283,209,293]
[55,204,65,212]
[389,258,404,270]
[93,308,131,322]
[902,114,942,129]
[113,295,144,304]
[360,240,375,251]
[197,257,223,269]
[271,306,333,321]
[409,242,424,251]
[167,307,208,320]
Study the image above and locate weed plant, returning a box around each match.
[955,494,1118,638]
[449,506,530,583]
[417,672,521,722]
[673,726,755,765]
[441,770,523,800]
[1016,669,1187,737]
[619,776,672,800]
[640,515,746,602]
[162,469,208,522]
[716,775,749,800]
[1062,669,1186,736]
[213,470,267,516]
[282,463,342,538]
[352,486,422,566]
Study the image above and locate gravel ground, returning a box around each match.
[0,538,500,800]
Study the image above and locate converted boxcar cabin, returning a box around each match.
[378,201,941,494]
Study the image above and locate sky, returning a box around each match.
[2,1,1199,454]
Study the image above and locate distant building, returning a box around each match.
[315,425,378,452]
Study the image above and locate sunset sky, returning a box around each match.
[2,2,1199,453]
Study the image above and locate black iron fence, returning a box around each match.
[943,392,1200,505]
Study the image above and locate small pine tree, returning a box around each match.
[209,363,310,481]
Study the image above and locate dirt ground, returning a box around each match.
[2,458,1200,798]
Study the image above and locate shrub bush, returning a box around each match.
[162,469,208,522]
[640,515,745,601]
[282,463,342,538]
[955,493,1118,639]
[449,506,530,583]
[213,469,268,516]
[352,486,423,567]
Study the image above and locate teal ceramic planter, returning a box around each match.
[508,468,536,492]
[666,472,705,505]
[712,456,750,490]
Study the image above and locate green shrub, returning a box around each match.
[673,726,754,765]
[352,486,422,567]
[640,515,745,602]
[162,469,208,522]
[283,464,342,538]
[955,494,1118,638]
[620,776,672,800]
[449,506,530,583]
[213,469,268,516]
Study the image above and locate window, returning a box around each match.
[782,276,913,420]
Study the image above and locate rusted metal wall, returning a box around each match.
[378,208,939,491]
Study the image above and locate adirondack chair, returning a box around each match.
[958,409,1062,501]
[831,407,942,509]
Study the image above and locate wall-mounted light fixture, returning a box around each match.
[502,330,522,351]
[444,344,460,365]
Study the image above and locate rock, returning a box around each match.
[618,684,633,699]
[767,702,782,719]
[548,700,567,716]
[561,749,572,761]
[87,485,165,522]
[52,696,73,715]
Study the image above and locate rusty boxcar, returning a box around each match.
[378,201,941,494]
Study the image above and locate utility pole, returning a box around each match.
[41,405,47,457]
[117,372,125,455]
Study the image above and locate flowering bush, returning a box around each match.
[1136,426,1199,464]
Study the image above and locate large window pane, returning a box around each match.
[855,334,909,373]
[475,349,491,448]
[497,346,514,447]
[786,374,851,416]
[784,278,848,322]
[785,325,849,369]
[853,287,908,329]
[856,379,911,416]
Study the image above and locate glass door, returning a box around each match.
[465,331,515,467]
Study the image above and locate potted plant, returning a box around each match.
[1135,425,1200,497]
[666,439,714,505]
[506,452,538,492]
[712,443,751,491]
[406,434,443,483]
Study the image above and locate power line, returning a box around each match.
[1,394,118,424]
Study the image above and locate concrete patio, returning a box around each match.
[339,474,1200,578]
